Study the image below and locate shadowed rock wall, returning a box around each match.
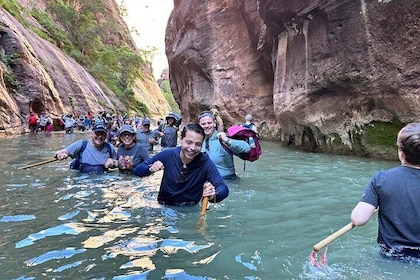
[166,0,419,159]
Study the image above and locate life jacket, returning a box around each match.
[70,140,114,173]
[221,125,262,162]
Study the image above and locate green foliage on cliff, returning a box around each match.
[364,118,404,147]
[0,52,21,93]
[0,0,25,22]
[159,80,180,113]
[2,0,152,116]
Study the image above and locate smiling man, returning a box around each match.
[54,123,117,173]
[134,122,229,206]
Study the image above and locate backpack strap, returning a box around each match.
[77,140,89,162]
[219,139,233,155]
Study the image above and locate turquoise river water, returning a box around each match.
[0,132,419,279]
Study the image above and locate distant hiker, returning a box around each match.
[54,123,117,174]
[63,114,75,134]
[137,118,159,153]
[198,111,250,179]
[242,114,258,134]
[38,111,49,132]
[107,120,120,146]
[28,112,38,133]
[159,113,179,149]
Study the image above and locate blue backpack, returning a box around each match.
[70,140,113,170]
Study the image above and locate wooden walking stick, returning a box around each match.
[200,196,209,218]
[310,208,378,266]
[19,158,58,169]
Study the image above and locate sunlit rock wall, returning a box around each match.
[166,0,419,159]
[0,0,169,135]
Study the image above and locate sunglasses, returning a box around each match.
[205,138,210,150]
[178,164,188,183]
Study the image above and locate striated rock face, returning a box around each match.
[166,0,279,136]
[166,0,419,159]
[0,0,169,135]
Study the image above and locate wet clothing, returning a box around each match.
[160,125,178,148]
[116,143,149,173]
[360,165,420,256]
[201,132,250,178]
[133,147,229,206]
[66,140,117,174]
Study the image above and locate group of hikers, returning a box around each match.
[32,110,420,262]
[53,109,256,206]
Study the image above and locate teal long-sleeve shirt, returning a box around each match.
[201,132,250,178]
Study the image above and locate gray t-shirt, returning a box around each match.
[66,140,116,165]
[117,143,149,171]
[360,165,420,249]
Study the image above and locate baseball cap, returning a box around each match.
[142,119,151,126]
[118,124,135,135]
[93,123,108,133]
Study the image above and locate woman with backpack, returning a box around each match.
[198,111,250,179]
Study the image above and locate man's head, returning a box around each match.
[142,119,151,132]
[180,123,205,162]
[198,111,216,138]
[91,124,108,148]
[166,116,175,126]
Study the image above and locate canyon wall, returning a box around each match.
[166,0,419,159]
[0,0,169,135]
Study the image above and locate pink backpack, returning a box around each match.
[222,125,262,162]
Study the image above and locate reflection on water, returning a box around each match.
[0,132,419,279]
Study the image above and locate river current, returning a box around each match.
[1,131,419,279]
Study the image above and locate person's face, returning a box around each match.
[142,124,150,132]
[199,116,216,137]
[120,132,135,146]
[91,131,106,147]
[167,118,175,125]
[180,130,204,161]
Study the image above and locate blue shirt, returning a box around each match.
[201,132,250,178]
[134,147,229,206]
[137,129,159,152]
[360,165,420,250]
